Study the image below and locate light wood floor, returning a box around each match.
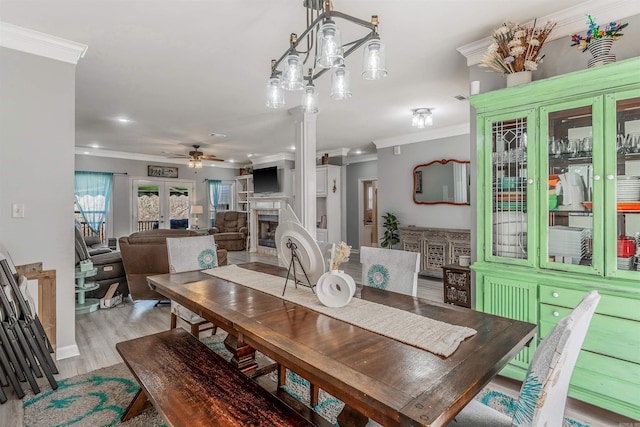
[0,251,633,426]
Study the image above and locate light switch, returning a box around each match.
[12,203,25,218]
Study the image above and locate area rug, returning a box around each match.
[23,333,591,427]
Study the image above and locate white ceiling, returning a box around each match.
[1,0,628,167]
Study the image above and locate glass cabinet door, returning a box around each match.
[540,98,602,274]
[607,93,640,277]
[486,110,536,265]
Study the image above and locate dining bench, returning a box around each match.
[116,328,331,427]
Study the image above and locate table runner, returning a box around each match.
[202,265,476,357]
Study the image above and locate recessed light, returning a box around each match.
[210,132,227,138]
[116,117,131,123]
[247,153,253,158]
[89,142,100,148]
[291,145,296,151]
[228,159,235,163]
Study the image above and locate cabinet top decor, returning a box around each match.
[570,14,628,52]
[480,20,556,74]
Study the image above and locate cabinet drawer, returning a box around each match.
[540,304,640,364]
[539,284,640,321]
[570,350,640,412]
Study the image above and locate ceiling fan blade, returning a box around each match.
[205,157,225,162]
[200,155,219,160]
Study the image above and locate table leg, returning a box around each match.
[224,333,258,375]
[121,388,153,422]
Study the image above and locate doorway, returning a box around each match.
[131,178,195,233]
[359,178,378,248]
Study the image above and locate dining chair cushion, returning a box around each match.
[166,235,218,327]
[360,246,420,297]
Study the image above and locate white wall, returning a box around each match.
[0,47,78,358]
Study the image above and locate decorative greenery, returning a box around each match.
[380,212,400,249]
[331,241,351,270]
[480,20,556,74]
[570,15,628,52]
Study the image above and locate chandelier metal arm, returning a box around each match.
[270,9,378,76]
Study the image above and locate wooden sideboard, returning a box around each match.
[399,227,471,278]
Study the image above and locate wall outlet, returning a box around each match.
[12,203,25,218]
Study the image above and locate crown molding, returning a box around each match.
[250,152,296,165]
[316,147,351,158]
[374,123,470,149]
[75,148,239,169]
[344,153,378,165]
[0,21,87,64]
[457,0,640,66]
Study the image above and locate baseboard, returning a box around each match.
[56,343,80,360]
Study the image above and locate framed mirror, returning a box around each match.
[413,159,470,205]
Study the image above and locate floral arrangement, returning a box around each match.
[480,20,556,74]
[330,241,351,271]
[570,15,628,52]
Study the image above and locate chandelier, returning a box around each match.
[412,108,433,128]
[266,0,387,112]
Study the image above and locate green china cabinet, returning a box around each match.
[470,57,640,420]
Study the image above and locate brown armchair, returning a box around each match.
[119,229,228,301]
[210,211,248,251]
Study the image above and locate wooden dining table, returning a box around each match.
[147,262,536,427]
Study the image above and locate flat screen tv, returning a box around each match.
[253,166,279,193]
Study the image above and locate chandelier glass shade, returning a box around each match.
[330,66,352,100]
[316,19,344,68]
[302,82,319,113]
[412,108,433,128]
[266,76,285,108]
[267,1,386,110]
[281,53,304,91]
[361,35,387,80]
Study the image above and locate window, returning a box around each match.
[208,181,235,227]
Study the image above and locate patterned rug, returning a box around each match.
[23,333,591,427]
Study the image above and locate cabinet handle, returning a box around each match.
[606,174,615,180]
[552,292,559,298]
[553,311,560,317]
[527,179,534,185]
[593,175,601,181]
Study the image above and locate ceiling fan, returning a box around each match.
[164,144,224,168]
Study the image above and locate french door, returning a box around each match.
[131,178,195,232]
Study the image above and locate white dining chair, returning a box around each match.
[447,290,601,427]
[166,235,219,338]
[360,246,420,297]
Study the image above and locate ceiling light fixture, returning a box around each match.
[266,0,387,112]
[188,158,203,169]
[412,108,433,128]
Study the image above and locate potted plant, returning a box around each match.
[480,20,556,87]
[380,212,400,249]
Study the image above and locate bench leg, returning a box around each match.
[121,388,154,422]
[310,384,319,408]
[336,404,369,427]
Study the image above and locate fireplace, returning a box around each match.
[258,214,278,248]
[248,196,289,255]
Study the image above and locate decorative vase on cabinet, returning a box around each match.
[505,70,532,87]
[470,57,640,421]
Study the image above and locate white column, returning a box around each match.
[289,106,317,237]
